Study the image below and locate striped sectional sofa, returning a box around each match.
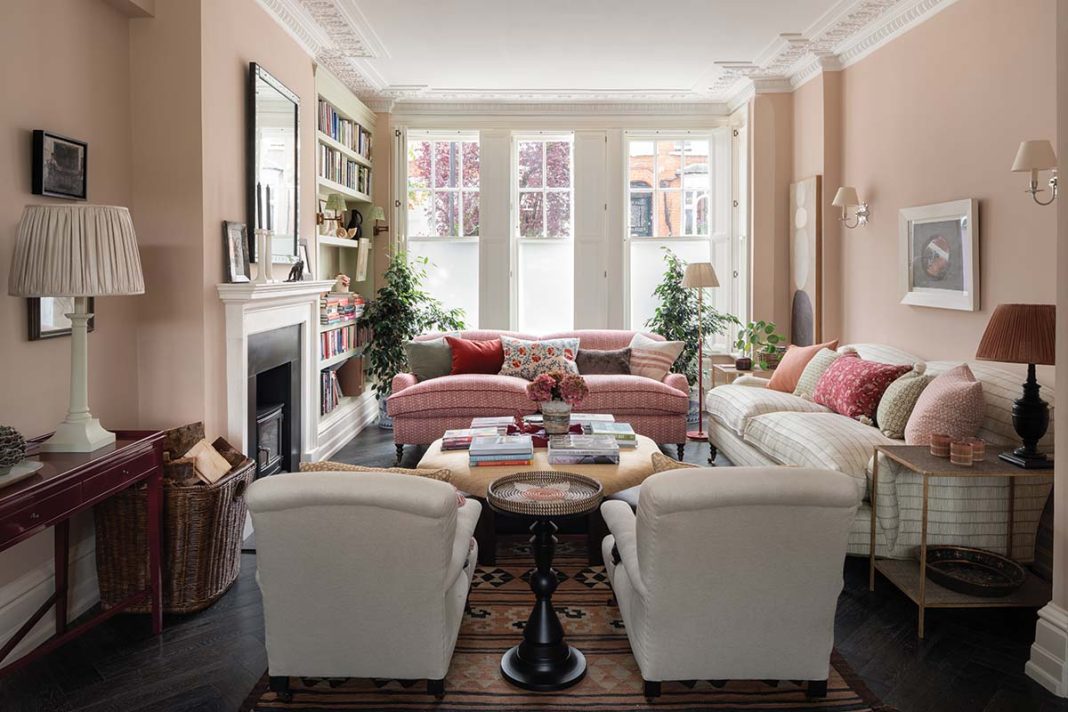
[705,343,1055,560]
[388,330,690,460]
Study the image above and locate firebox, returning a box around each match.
[247,325,301,476]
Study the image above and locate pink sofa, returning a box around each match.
[387,330,690,462]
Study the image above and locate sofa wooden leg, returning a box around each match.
[676,443,685,460]
[395,444,404,465]
[428,678,445,699]
[806,679,828,698]
[269,676,292,703]
[644,680,662,699]
[708,443,718,465]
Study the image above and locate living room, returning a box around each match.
[0,0,1065,710]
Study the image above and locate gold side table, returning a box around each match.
[869,445,1053,638]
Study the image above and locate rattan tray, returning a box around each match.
[487,471,603,518]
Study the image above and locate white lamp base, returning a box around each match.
[40,417,116,453]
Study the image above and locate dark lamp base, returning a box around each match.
[998,451,1054,470]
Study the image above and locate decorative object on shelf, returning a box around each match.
[734,320,784,370]
[284,259,304,283]
[7,204,144,452]
[923,546,1027,598]
[248,62,300,264]
[223,221,250,283]
[0,426,26,472]
[976,303,1056,469]
[347,208,364,238]
[734,356,752,371]
[333,273,351,293]
[831,186,869,229]
[526,372,589,435]
[355,237,371,281]
[1012,139,1058,206]
[32,130,87,200]
[790,176,822,345]
[680,261,719,440]
[27,297,95,340]
[899,198,979,311]
[252,229,276,284]
[371,205,389,236]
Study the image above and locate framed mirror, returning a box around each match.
[247,62,300,264]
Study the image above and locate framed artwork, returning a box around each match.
[297,239,313,279]
[28,297,95,340]
[32,130,88,200]
[899,199,979,311]
[224,221,251,283]
[789,175,822,346]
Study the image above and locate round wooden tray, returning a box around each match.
[487,471,603,519]
[924,546,1027,597]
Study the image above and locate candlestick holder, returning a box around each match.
[253,229,276,284]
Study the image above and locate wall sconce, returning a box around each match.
[371,205,390,236]
[317,193,347,232]
[831,186,870,229]
[1012,140,1058,206]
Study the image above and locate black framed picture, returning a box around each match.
[32,130,88,200]
[224,221,251,283]
[28,297,95,340]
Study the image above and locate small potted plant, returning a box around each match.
[526,371,589,434]
[734,320,784,371]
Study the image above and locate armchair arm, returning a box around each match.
[600,500,648,598]
[662,372,690,396]
[445,499,482,590]
[391,373,418,395]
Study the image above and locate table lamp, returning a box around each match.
[975,303,1056,468]
[8,205,145,452]
[681,262,719,441]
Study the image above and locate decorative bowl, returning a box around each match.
[923,546,1027,597]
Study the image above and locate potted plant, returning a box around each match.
[526,371,589,434]
[359,252,465,428]
[734,320,785,370]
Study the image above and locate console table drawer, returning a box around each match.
[0,488,81,546]
[83,450,157,500]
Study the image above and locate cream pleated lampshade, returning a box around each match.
[681,262,719,288]
[8,205,145,297]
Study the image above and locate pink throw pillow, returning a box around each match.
[812,353,911,421]
[904,364,985,445]
[767,339,840,393]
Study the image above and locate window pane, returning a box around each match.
[681,140,709,167]
[546,193,571,238]
[518,192,543,237]
[433,191,459,237]
[657,141,682,189]
[545,141,570,188]
[684,189,710,235]
[462,142,479,188]
[408,240,479,327]
[629,239,710,330]
[433,141,459,188]
[518,141,543,188]
[518,239,573,333]
[408,141,430,190]
[656,190,681,237]
[630,191,653,237]
[463,191,479,237]
[407,189,433,237]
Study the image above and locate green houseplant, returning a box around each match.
[734,320,785,370]
[359,252,465,426]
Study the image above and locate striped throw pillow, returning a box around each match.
[628,332,685,381]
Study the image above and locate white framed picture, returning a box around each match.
[899,198,979,311]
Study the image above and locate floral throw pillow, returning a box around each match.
[499,336,579,380]
[812,353,912,422]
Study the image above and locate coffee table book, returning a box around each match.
[548,434,620,465]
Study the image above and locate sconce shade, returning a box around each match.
[832,187,860,208]
[975,304,1055,366]
[370,205,386,222]
[681,262,719,288]
[8,204,145,297]
[1012,140,1057,172]
[324,193,347,213]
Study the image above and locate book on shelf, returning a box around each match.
[588,421,637,447]
[317,99,372,161]
[442,427,502,450]
[320,324,358,360]
[547,434,620,465]
[320,365,343,415]
[320,292,365,326]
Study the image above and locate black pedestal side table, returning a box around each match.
[486,471,603,692]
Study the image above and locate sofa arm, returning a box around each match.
[391,373,418,395]
[601,500,648,598]
[662,372,690,396]
[445,499,482,590]
[733,375,771,388]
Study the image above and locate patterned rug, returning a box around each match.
[241,536,894,711]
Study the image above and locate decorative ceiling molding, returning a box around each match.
[390,101,731,118]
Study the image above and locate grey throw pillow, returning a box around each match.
[404,338,452,381]
[575,348,631,375]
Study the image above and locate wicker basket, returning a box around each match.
[94,426,256,614]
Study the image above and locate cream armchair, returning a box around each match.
[247,471,481,700]
[600,466,857,699]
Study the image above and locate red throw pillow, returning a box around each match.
[767,339,840,393]
[812,353,911,421]
[445,337,504,375]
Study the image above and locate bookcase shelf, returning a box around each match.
[318,235,361,249]
[318,131,372,168]
[317,177,372,203]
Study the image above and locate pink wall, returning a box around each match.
[749,92,793,330]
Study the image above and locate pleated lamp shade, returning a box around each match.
[681,262,719,288]
[8,205,144,297]
[976,304,1056,366]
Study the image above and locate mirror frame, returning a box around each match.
[247,61,300,264]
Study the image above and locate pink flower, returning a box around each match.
[558,374,589,406]
[526,373,556,403]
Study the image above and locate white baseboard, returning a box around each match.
[309,391,379,461]
[1027,602,1068,697]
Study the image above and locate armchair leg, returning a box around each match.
[395,444,404,465]
[268,676,292,703]
[428,678,445,699]
[708,443,718,465]
[806,680,828,699]
[644,680,662,699]
[676,443,685,460]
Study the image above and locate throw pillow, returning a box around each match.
[498,336,579,380]
[445,336,504,375]
[793,348,841,399]
[404,338,453,381]
[575,348,631,375]
[812,353,912,421]
[875,365,932,439]
[904,363,985,445]
[299,461,452,482]
[767,340,840,393]
[628,332,685,381]
[650,451,697,473]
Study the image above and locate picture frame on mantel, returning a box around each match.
[899,198,979,311]
[223,221,251,283]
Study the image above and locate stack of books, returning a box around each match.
[442,428,501,451]
[470,416,516,429]
[469,435,534,467]
[320,292,365,327]
[588,421,637,448]
[320,324,357,360]
[547,434,620,465]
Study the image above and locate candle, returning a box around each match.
[265,185,273,231]
[967,437,986,462]
[930,433,951,458]
[950,440,974,467]
[257,182,263,228]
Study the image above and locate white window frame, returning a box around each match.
[404,129,481,243]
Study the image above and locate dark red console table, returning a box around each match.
[0,430,164,676]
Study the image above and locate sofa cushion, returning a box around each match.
[576,375,689,415]
[404,338,452,381]
[793,348,842,399]
[904,363,985,446]
[767,339,839,393]
[387,374,537,418]
[446,336,504,375]
[499,336,579,380]
[705,383,830,437]
[743,411,899,503]
[576,348,631,375]
[812,353,912,421]
[628,332,684,381]
[876,368,932,439]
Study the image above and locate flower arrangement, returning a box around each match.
[526,371,589,406]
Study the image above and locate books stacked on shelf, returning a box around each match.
[317,99,373,161]
[321,366,342,415]
[588,421,637,448]
[469,435,534,467]
[547,434,620,465]
[321,324,357,360]
[442,428,502,451]
[320,145,367,192]
[320,292,365,326]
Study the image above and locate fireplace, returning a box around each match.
[248,325,301,476]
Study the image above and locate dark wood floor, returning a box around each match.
[1,425,1066,712]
